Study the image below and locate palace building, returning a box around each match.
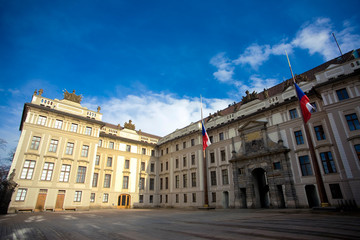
[6,50,360,212]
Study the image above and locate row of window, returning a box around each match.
[30,136,90,157]
[299,151,336,176]
[99,139,155,156]
[37,116,93,135]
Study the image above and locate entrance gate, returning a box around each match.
[118,194,131,208]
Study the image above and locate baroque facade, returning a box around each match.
[7,50,360,212]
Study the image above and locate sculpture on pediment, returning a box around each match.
[263,88,269,99]
[295,74,309,82]
[282,79,292,92]
[63,90,83,103]
[241,90,258,104]
[124,120,135,130]
[38,89,43,96]
[97,106,101,113]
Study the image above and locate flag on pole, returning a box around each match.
[294,83,314,123]
[202,120,211,150]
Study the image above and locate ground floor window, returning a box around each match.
[103,193,109,203]
[212,192,216,202]
[74,191,82,202]
[329,184,343,199]
[15,188,27,201]
[90,193,95,202]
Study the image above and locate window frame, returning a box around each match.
[30,136,41,150]
[20,160,36,180]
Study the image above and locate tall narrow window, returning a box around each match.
[65,142,74,155]
[149,178,155,190]
[40,162,54,181]
[124,160,130,169]
[294,131,304,145]
[210,171,217,186]
[59,164,71,182]
[345,113,360,131]
[15,189,27,201]
[221,150,226,161]
[90,193,95,202]
[299,155,313,176]
[55,119,63,129]
[192,193,196,203]
[320,152,336,174]
[160,178,163,190]
[139,177,145,190]
[85,127,92,135]
[183,156,187,167]
[37,116,47,125]
[222,169,229,185]
[104,174,111,188]
[183,194,187,203]
[355,144,360,161]
[150,163,154,172]
[219,132,224,141]
[109,142,114,149]
[76,166,87,183]
[175,175,179,188]
[210,152,215,163]
[212,192,216,202]
[183,174,187,188]
[98,139,102,147]
[183,141,186,149]
[106,157,112,167]
[141,162,145,171]
[30,136,41,150]
[191,154,195,165]
[336,88,349,101]
[175,158,179,168]
[289,109,298,119]
[165,177,168,189]
[103,193,109,203]
[92,173,98,187]
[20,160,36,179]
[70,123,78,132]
[191,172,196,187]
[314,125,326,140]
[48,139,58,152]
[123,176,129,189]
[81,145,89,157]
[191,139,195,146]
[74,191,82,202]
[95,155,100,165]
[142,148,146,155]
[126,145,131,152]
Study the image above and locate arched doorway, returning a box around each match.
[305,185,319,208]
[118,194,131,208]
[252,168,270,208]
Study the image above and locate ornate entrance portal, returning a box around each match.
[118,194,131,208]
[230,120,297,209]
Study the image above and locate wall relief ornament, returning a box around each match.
[63,90,83,103]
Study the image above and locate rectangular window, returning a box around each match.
[183,156,187,167]
[209,136,213,143]
[141,162,145,171]
[183,174,187,188]
[160,195,162,203]
[74,191,82,202]
[160,163,163,172]
[191,139,195,146]
[166,148,168,154]
[123,176,129,189]
[65,142,74,155]
[210,171,217,186]
[210,152,215,163]
[289,109,298,119]
[221,150,226,161]
[329,184,343,199]
[92,173,98,187]
[192,193,196,203]
[149,178,154,190]
[336,88,349,101]
[183,194,187,203]
[314,125,326,140]
[76,166,86,183]
[191,172,196,187]
[345,113,360,131]
[15,188,27,201]
[48,139,58,152]
[95,155,100,165]
[176,194,179,203]
[40,162,54,181]
[299,155,313,176]
[70,123,78,132]
[219,132,224,141]
[222,169,229,185]
[175,158,179,168]
[20,160,36,179]
[183,141,186,149]
[37,116,47,125]
[90,193,95,202]
[103,193,109,203]
[109,142,114,149]
[104,174,111,188]
[273,162,281,170]
[98,139,102,147]
[85,127,92,135]
[191,154,195,165]
[126,145,131,152]
[294,131,304,145]
[142,148,146,155]
[125,160,130,169]
[151,150,155,156]
[355,144,360,161]
[175,175,179,188]
[176,144,179,151]
[139,177,145,190]
[139,195,144,203]
[212,192,216,202]
[320,152,336,174]
[30,136,41,150]
[55,119,63,129]
[166,161,168,170]
[81,145,89,157]
[59,164,71,182]
[150,163,154,172]
[160,178,163,190]
[165,177,168,189]
[106,157,112,167]
[149,195,153,203]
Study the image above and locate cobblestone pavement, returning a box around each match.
[1,208,359,239]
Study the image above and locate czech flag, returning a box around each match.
[202,120,211,150]
[294,83,314,124]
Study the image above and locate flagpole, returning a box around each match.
[285,52,329,207]
[201,96,209,207]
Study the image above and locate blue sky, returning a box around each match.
[0,0,360,162]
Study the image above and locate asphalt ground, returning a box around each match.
[0,208,359,240]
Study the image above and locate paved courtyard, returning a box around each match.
[0,208,359,239]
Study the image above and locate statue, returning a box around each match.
[38,89,43,96]
[263,88,269,99]
[241,90,258,104]
[124,120,135,130]
[97,106,101,113]
[63,89,83,103]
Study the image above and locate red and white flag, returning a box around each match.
[294,83,314,123]
[202,120,211,150]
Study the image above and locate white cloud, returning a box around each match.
[210,52,235,82]
[84,92,232,137]
[233,44,272,69]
